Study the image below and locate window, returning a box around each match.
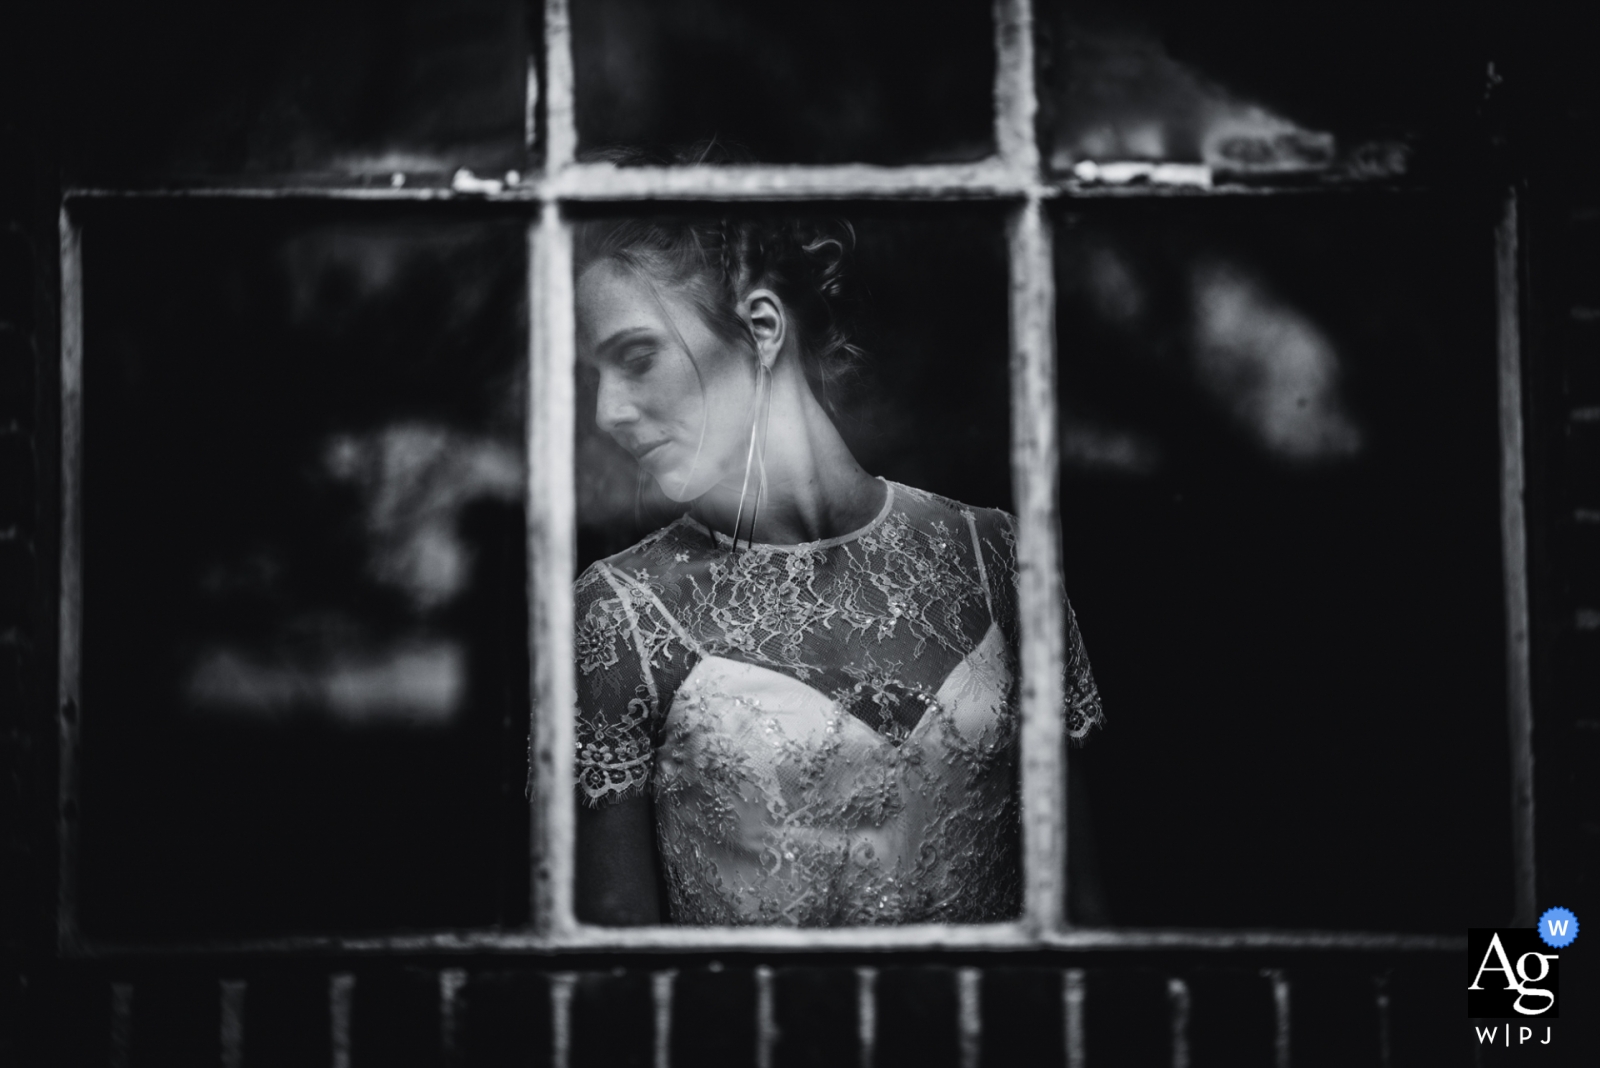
[56,0,1498,961]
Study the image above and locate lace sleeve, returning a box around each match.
[979,510,1104,744]
[573,562,660,807]
[1061,587,1104,743]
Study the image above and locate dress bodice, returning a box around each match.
[572,481,1102,925]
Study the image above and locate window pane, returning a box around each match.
[80,208,529,938]
[570,208,1040,926]
[1037,0,1486,185]
[1055,198,1502,929]
[65,0,530,183]
[572,0,995,165]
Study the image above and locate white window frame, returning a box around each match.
[54,0,1499,957]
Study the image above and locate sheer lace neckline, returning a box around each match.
[682,478,895,552]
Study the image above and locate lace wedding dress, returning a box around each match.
[574,480,1102,925]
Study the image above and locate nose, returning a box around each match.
[593,369,638,439]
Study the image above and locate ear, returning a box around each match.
[740,288,786,370]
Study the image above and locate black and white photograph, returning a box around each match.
[3,0,1598,1064]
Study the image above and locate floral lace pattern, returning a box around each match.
[573,481,1103,925]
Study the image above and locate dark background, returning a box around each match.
[1055,196,1505,930]
[78,205,531,938]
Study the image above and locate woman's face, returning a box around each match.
[576,260,758,502]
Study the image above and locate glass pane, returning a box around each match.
[569,208,1042,925]
[80,208,529,938]
[1055,198,1503,929]
[1037,0,1486,185]
[65,0,530,183]
[572,0,995,165]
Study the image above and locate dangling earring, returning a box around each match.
[634,464,649,536]
[731,353,774,552]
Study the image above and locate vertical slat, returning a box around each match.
[856,967,877,1068]
[1496,186,1537,927]
[756,966,778,1068]
[56,205,83,955]
[529,202,577,936]
[1010,194,1066,935]
[439,968,466,1067]
[992,0,1042,174]
[329,973,354,1068]
[109,982,133,1068]
[957,969,982,1068]
[1063,970,1085,1068]
[1267,970,1290,1068]
[543,0,577,169]
[550,973,576,1068]
[220,980,246,1068]
[1373,974,1392,1068]
[1167,978,1190,1068]
[651,970,674,1068]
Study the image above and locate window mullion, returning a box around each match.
[992,0,1041,175]
[528,0,581,941]
[528,204,577,939]
[1496,186,1536,926]
[56,204,86,954]
[543,0,578,172]
[1009,196,1066,937]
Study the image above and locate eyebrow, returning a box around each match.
[594,325,656,359]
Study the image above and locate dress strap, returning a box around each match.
[963,510,996,622]
[596,564,660,710]
[602,563,704,655]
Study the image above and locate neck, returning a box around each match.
[692,358,883,546]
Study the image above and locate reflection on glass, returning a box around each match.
[570,210,1099,926]
[1054,201,1503,928]
[81,210,528,937]
[572,0,994,165]
[66,0,528,182]
[1038,0,1484,184]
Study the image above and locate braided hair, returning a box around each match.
[574,148,867,414]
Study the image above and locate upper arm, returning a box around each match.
[572,563,666,921]
[975,508,1104,743]
[574,564,659,807]
[1062,583,1104,743]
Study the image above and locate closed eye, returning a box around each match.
[618,342,658,374]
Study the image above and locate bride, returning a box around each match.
[571,213,1102,925]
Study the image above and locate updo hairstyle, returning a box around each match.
[574,147,867,413]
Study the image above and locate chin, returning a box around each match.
[648,455,738,505]
[646,463,705,504]
[653,476,699,504]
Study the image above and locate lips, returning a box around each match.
[632,439,668,461]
